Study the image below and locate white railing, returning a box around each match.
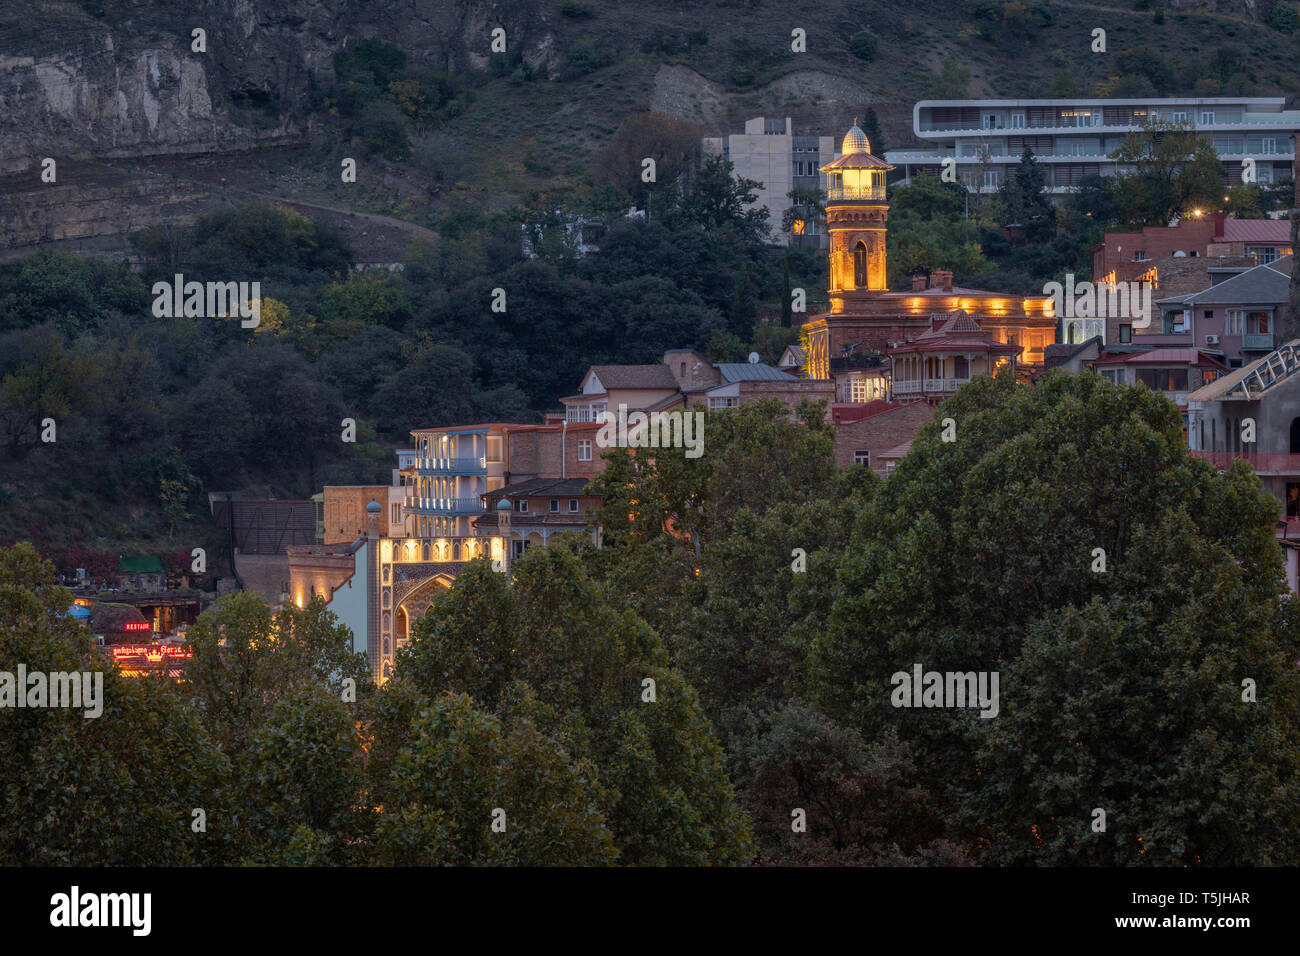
[924,376,968,394]
[827,186,887,201]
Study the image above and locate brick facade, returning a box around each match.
[833,402,936,474]
[322,485,398,543]
[504,423,604,483]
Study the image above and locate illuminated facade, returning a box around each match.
[889,311,1021,404]
[803,122,1057,384]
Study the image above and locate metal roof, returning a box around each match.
[714,363,796,382]
[1156,257,1292,306]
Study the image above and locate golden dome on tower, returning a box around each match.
[842,118,870,155]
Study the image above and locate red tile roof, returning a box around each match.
[1091,348,1228,369]
[1218,219,1293,244]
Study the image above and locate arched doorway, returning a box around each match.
[396,573,456,635]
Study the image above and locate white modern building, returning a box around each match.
[703,117,836,246]
[886,98,1300,196]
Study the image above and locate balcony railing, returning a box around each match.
[404,495,486,515]
[416,456,487,475]
[826,186,887,201]
[918,114,1300,135]
[1243,333,1275,351]
[893,380,921,395]
[924,376,969,394]
[1190,451,1300,475]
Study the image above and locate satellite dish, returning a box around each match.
[748,352,760,364]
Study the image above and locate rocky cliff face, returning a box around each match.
[0,0,562,174]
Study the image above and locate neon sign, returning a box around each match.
[111,644,193,664]
[123,621,151,632]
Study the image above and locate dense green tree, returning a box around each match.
[1109,119,1224,227]
[0,543,227,866]
[385,552,754,864]
[0,251,146,336]
[998,148,1054,240]
[182,590,370,754]
[809,370,1300,864]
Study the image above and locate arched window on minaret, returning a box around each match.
[854,241,867,288]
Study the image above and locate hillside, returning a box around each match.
[2,0,1298,257]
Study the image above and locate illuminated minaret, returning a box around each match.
[821,119,895,311]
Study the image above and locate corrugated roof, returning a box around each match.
[487,477,592,497]
[1219,219,1293,243]
[715,363,795,382]
[1092,348,1226,368]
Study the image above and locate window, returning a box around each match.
[680,363,686,376]
[1199,110,1215,125]
[1203,310,1213,321]
[1134,368,1188,391]
[1010,111,1025,129]
[1170,111,1188,124]
[549,499,559,512]
[953,356,969,378]
[1249,311,1271,334]
[1249,246,1279,265]
[854,450,870,467]
[708,396,739,410]
[569,498,579,512]
[983,170,998,189]
[854,241,867,286]
[1100,368,1123,384]
[1227,310,1244,335]
[487,436,503,462]
[1262,137,1277,154]
[1133,249,1146,261]
[578,439,592,461]
[516,499,528,513]
[1119,324,1132,343]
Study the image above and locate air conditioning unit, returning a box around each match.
[1206,334,1220,345]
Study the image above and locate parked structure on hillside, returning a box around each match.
[886,98,1300,196]
[703,116,835,248]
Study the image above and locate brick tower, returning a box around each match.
[821,119,895,312]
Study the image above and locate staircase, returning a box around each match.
[1228,341,1300,398]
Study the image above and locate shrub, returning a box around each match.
[848,28,879,62]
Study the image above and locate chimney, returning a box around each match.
[930,269,954,292]
[911,275,927,292]
[1212,211,1225,239]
